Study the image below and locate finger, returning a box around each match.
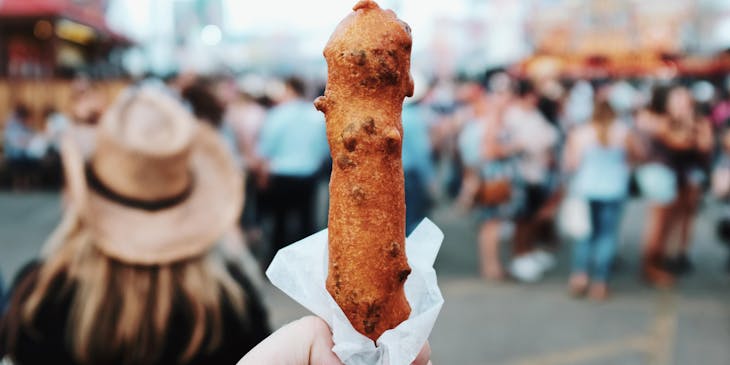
[306,316,344,365]
[237,318,308,364]
[411,341,432,365]
[310,343,343,365]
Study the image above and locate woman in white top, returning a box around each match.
[564,99,642,300]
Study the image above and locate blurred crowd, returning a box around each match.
[0,73,437,364]
[421,71,730,299]
[4,70,730,298]
[2,67,730,363]
[4,69,730,301]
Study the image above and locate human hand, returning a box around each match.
[238,316,433,365]
[412,341,433,365]
[238,316,342,365]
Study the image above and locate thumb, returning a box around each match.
[306,316,344,365]
[411,341,432,365]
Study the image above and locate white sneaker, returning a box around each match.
[509,255,543,283]
[530,249,556,272]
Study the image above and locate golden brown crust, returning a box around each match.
[314,0,413,341]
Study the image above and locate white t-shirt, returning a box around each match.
[571,121,631,200]
[572,120,629,156]
[503,104,559,184]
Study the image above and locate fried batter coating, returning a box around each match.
[314,0,414,341]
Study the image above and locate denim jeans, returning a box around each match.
[572,200,623,283]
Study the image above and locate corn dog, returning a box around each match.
[314,0,414,341]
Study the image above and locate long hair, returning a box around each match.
[591,99,616,146]
[11,211,245,365]
[182,80,224,128]
[648,84,670,115]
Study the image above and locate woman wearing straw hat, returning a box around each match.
[0,87,271,365]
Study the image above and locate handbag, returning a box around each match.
[558,195,592,240]
[473,158,516,206]
[475,178,512,205]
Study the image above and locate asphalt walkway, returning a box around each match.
[1,193,728,364]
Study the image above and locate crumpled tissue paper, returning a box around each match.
[266,218,444,365]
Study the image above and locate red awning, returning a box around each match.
[0,0,67,16]
[0,0,131,45]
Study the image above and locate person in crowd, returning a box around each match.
[69,76,104,126]
[711,128,730,274]
[219,83,268,170]
[564,99,642,300]
[183,76,269,266]
[256,76,329,257]
[42,105,70,154]
[711,80,730,130]
[608,79,641,122]
[536,79,564,127]
[504,79,560,283]
[663,85,713,272]
[180,78,249,258]
[41,105,71,187]
[638,84,713,286]
[53,78,104,189]
[219,81,268,240]
[0,87,271,365]
[238,316,432,365]
[3,104,40,190]
[534,80,569,251]
[441,75,476,199]
[163,71,198,100]
[563,80,594,128]
[0,272,5,314]
[43,105,71,153]
[402,82,436,235]
[181,78,241,160]
[456,73,522,281]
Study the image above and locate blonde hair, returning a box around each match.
[21,211,245,365]
[592,99,616,146]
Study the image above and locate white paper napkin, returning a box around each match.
[266,218,445,365]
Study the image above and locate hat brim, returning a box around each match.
[61,123,243,265]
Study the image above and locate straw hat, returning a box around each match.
[61,86,243,265]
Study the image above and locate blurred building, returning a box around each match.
[0,0,131,79]
[529,0,706,56]
[102,0,730,78]
[524,0,730,78]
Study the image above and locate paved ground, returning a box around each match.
[1,192,729,365]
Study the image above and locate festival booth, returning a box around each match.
[0,0,130,127]
[517,0,730,80]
